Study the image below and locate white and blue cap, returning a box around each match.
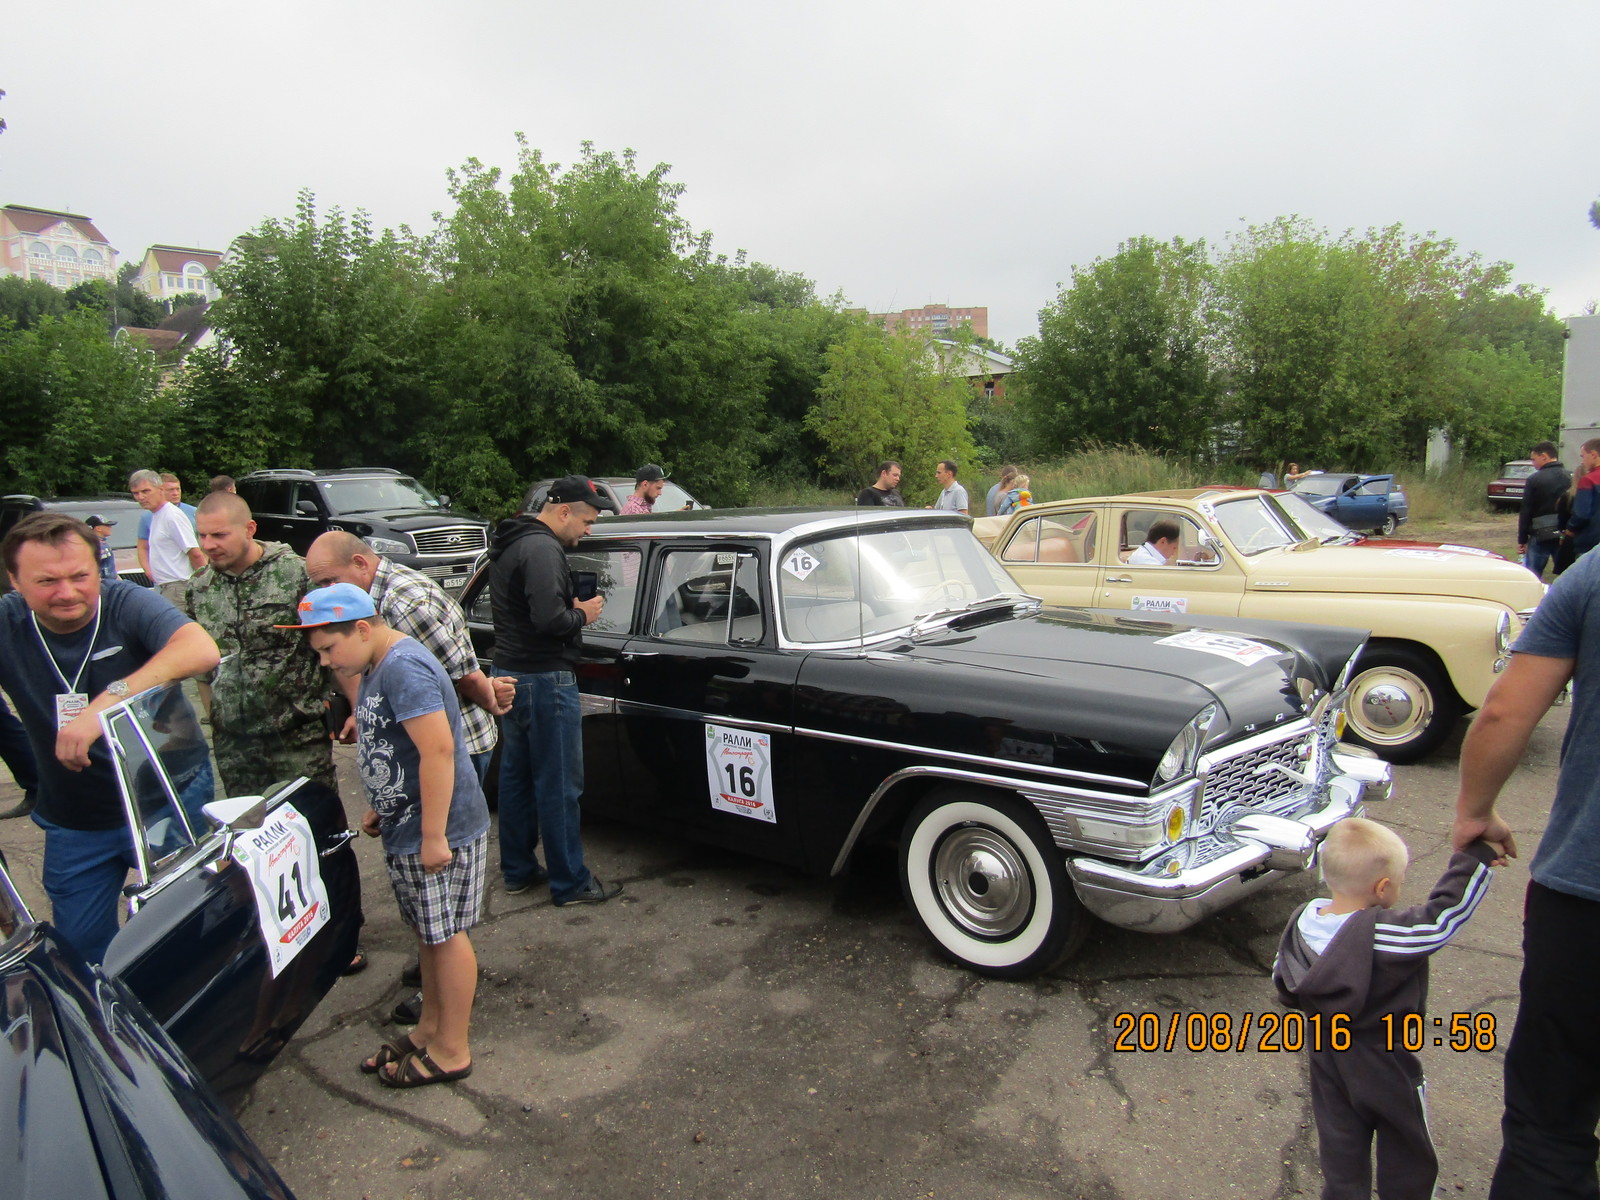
[275,582,377,629]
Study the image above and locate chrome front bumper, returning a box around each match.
[1065,749,1392,934]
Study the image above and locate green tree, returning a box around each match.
[196,191,433,473]
[0,310,167,494]
[0,275,68,330]
[1013,236,1215,457]
[804,320,976,502]
[420,139,771,512]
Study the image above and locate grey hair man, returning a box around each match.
[129,468,203,606]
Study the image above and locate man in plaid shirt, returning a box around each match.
[304,532,509,776]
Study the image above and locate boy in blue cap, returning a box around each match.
[280,583,488,1087]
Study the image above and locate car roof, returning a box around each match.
[580,506,963,540]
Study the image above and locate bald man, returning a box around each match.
[304,532,507,780]
[188,491,337,796]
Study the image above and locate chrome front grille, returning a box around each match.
[411,525,487,557]
[1196,725,1326,834]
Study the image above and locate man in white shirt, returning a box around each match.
[932,460,970,515]
[129,468,204,606]
[1128,518,1181,567]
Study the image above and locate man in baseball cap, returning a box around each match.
[621,466,666,516]
[485,472,621,905]
[83,515,118,582]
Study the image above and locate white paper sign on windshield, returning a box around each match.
[232,803,331,977]
[1385,549,1452,561]
[1132,595,1189,614]
[705,723,776,822]
[1156,629,1279,666]
[781,547,821,581]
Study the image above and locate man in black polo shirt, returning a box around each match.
[487,475,622,906]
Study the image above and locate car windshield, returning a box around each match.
[779,524,1026,644]
[654,481,700,511]
[1209,495,1300,555]
[320,476,439,514]
[49,502,144,551]
[1268,491,1360,544]
[1290,475,1351,497]
[1503,462,1536,480]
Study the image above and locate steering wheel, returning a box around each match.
[923,578,976,607]
[1239,527,1279,553]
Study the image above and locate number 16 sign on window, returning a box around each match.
[705,723,776,823]
[232,804,332,977]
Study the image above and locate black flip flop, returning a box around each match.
[379,1047,472,1089]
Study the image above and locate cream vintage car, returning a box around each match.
[974,488,1545,762]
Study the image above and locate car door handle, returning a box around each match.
[623,650,660,659]
[1105,574,1132,584]
[321,829,359,857]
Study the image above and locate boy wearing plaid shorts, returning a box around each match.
[283,583,490,1088]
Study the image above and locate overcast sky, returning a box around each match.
[4,0,1596,347]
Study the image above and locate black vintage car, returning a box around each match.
[0,678,362,1198]
[464,508,1391,977]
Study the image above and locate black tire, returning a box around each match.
[1379,513,1399,536]
[898,787,1089,978]
[1341,644,1463,764]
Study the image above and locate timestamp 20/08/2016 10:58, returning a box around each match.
[1111,1011,1498,1054]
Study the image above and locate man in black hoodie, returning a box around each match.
[1274,817,1498,1200]
[488,475,623,906]
[1518,441,1572,580]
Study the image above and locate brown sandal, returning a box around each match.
[379,1047,472,1089]
[360,1033,418,1075]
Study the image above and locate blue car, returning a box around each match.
[1291,473,1409,536]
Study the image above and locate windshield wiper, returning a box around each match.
[908,593,1035,636]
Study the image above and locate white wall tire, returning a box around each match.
[899,788,1087,978]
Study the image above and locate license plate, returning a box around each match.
[441,575,466,588]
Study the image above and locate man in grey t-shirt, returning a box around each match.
[932,460,969,515]
[1454,547,1600,1195]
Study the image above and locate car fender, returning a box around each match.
[1237,591,1509,709]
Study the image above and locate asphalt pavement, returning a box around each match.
[0,711,1564,1200]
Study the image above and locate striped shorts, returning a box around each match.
[384,832,488,945]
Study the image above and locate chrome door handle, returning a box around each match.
[1105,574,1132,584]
[321,829,359,857]
[623,650,660,659]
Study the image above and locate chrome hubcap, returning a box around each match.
[1348,668,1433,744]
[933,826,1032,937]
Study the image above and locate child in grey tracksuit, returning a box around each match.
[1273,817,1497,1200]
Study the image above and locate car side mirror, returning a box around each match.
[438,494,452,509]
[295,499,319,516]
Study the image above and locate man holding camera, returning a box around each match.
[488,475,622,906]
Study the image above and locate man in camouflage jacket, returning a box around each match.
[188,492,336,796]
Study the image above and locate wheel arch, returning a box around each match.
[830,766,1054,876]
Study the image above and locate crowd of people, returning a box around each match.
[0,467,624,1091]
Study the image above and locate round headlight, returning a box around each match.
[1157,726,1194,782]
[1496,611,1514,656]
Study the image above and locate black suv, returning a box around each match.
[235,468,489,594]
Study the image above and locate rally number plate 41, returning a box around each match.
[232,803,332,977]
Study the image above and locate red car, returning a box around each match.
[1487,460,1536,509]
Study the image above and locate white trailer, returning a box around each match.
[1563,313,1600,463]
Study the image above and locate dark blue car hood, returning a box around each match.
[0,927,294,1200]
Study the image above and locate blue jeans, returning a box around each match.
[497,670,592,902]
[33,813,139,964]
[1525,539,1556,579]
